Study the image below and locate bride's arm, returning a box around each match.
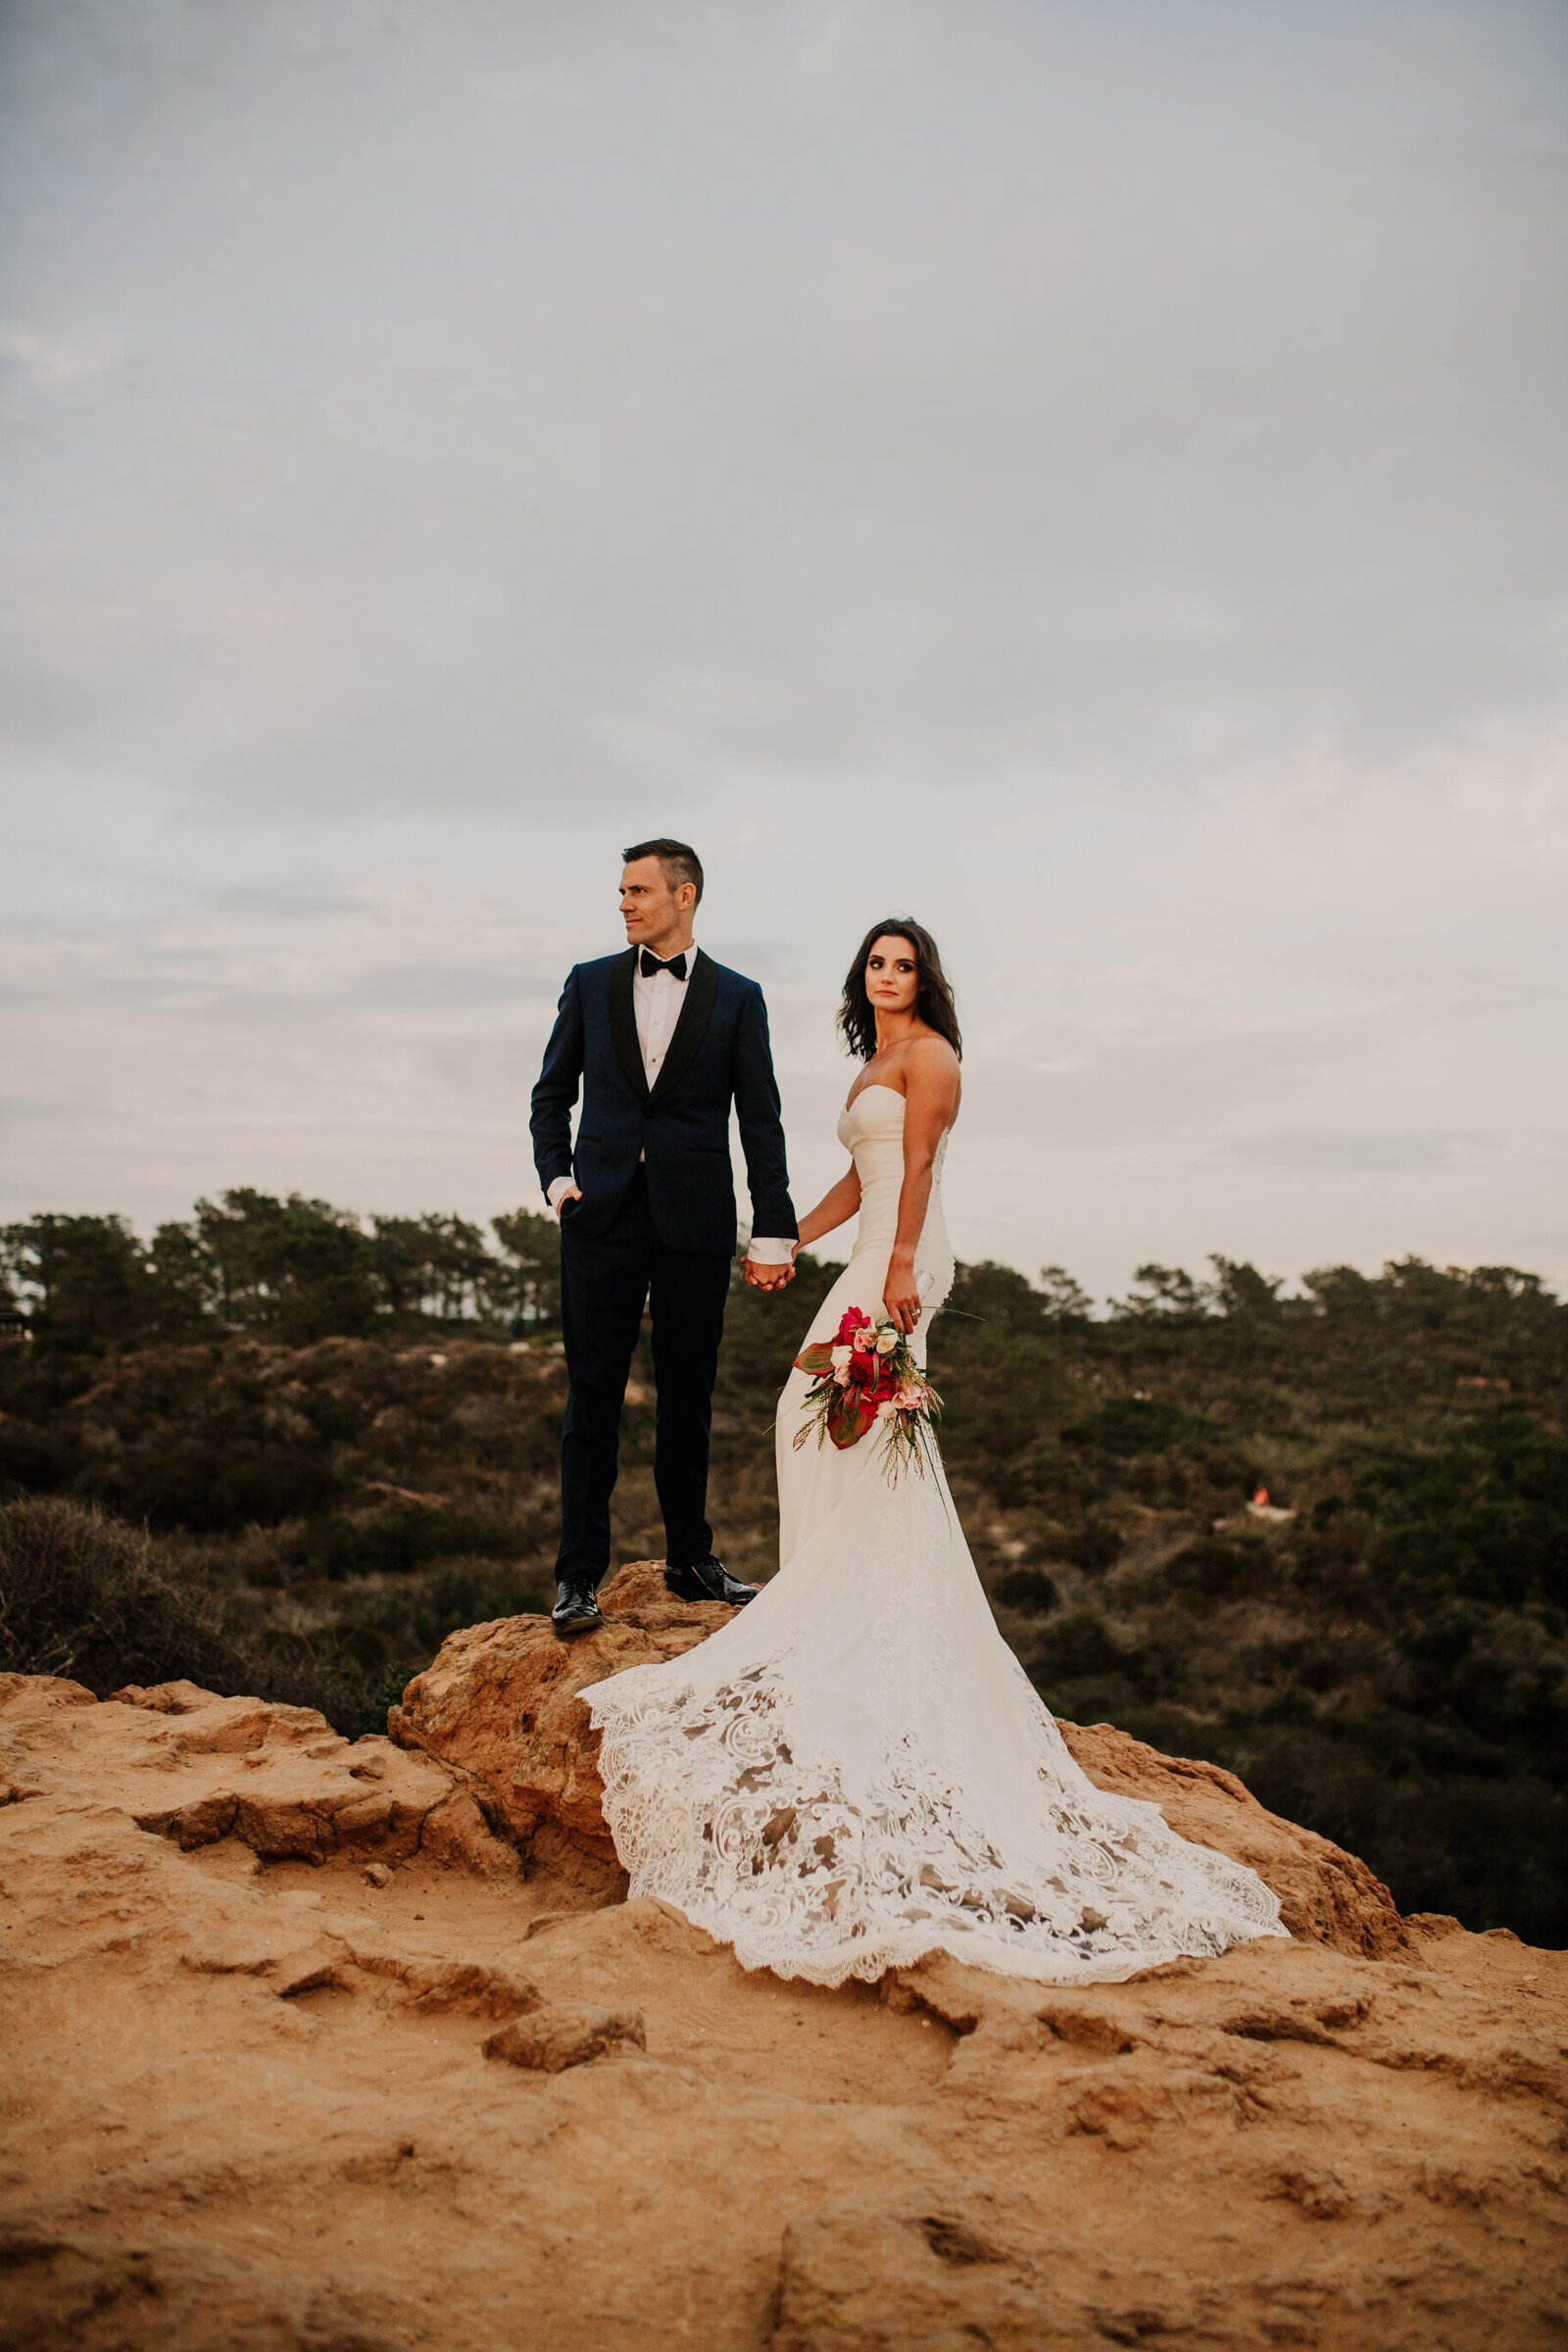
[744,1161,859,1289]
[795,1163,861,1250]
[884,1041,960,1334]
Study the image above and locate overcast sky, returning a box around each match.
[2,0,1564,1299]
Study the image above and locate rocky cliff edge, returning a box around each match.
[1,1562,1564,2352]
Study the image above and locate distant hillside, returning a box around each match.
[2,1200,1563,1943]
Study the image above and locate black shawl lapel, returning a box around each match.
[648,949,717,1105]
[608,948,648,1101]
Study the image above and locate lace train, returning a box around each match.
[585,1447,1285,1987]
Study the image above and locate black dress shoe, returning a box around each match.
[663,1556,760,1607]
[551,1580,605,1636]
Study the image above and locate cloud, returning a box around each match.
[0,323,114,384]
[0,0,1563,1285]
[1236,1131,1461,1176]
[960,970,1535,1152]
[4,3,1564,821]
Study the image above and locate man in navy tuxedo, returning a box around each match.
[530,839,799,1634]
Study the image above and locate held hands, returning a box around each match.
[883,1250,922,1336]
[743,1243,798,1292]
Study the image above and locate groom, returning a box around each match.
[531,838,799,1635]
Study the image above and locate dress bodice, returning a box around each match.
[835,1082,950,1256]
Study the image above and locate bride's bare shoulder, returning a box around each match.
[907,1029,958,1064]
[906,1031,959,1073]
[903,1032,961,1106]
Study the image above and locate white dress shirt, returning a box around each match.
[631,950,686,1085]
[548,948,794,1264]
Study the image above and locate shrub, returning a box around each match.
[1166,1535,1275,1601]
[1062,1517,1121,1573]
[92,1442,339,1533]
[0,1415,85,1496]
[1032,1608,1127,1682]
[995,1566,1059,1614]
[305,1505,514,1580]
[0,1496,250,1696]
[409,1561,551,1647]
[1059,1397,1221,1457]
[349,1657,426,1741]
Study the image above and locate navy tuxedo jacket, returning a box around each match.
[529,947,798,1256]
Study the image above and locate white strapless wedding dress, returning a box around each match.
[581,1087,1286,1986]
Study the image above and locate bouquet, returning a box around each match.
[792,1304,943,1484]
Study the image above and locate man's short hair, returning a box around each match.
[621,837,704,906]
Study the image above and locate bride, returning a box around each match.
[581,919,1285,1985]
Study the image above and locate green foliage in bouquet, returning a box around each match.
[792,1303,943,1480]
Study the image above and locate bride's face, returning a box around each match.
[865,935,919,1019]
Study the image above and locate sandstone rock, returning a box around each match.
[880,1950,988,2035]
[0,1672,93,1709]
[273,1942,354,1998]
[174,1891,543,2017]
[0,1668,517,1879]
[390,1556,732,1863]
[1409,1910,1466,1938]
[3,1667,1565,2351]
[167,1701,274,1755]
[483,2003,646,2072]
[773,2210,1055,2352]
[0,2230,408,2352]
[1054,1720,1413,1958]
[392,1958,541,2019]
[109,1678,227,1713]
[416,1788,519,1881]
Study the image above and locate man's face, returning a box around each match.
[619,857,688,948]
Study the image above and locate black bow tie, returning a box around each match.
[640,950,687,980]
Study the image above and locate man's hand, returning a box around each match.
[743,1254,796,1291]
[552,1184,583,1222]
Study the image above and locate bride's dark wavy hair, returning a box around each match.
[837,917,962,1062]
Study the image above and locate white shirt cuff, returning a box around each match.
[547,1176,575,1208]
[746,1236,796,1265]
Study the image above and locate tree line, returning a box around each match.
[4,1186,1561,1373]
[0,1193,563,1348]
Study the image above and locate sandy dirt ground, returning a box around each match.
[2,1642,1565,2351]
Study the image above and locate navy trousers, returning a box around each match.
[556,1167,733,1586]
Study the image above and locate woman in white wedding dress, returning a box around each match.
[581,920,1286,1986]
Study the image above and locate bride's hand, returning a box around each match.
[744,1242,797,1292]
[883,1251,921,1335]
